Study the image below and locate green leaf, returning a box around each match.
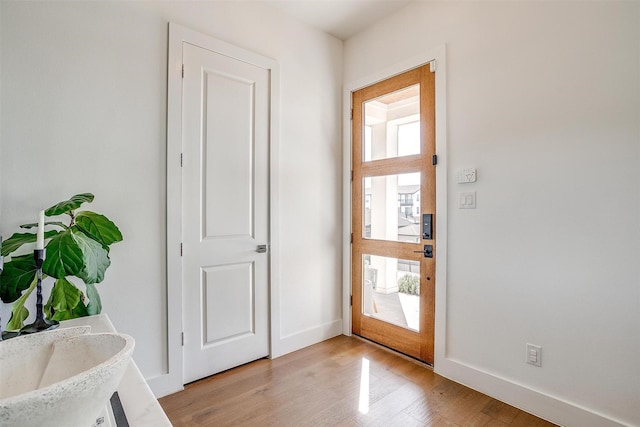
[6,274,36,331]
[45,193,94,216]
[42,227,111,284]
[0,254,37,303]
[44,278,88,321]
[70,300,90,318]
[85,282,102,315]
[20,221,68,230]
[42,229,84,279]
[76,211,123,246]
[7,305,30,331]
[72,228,111,284]
[1,230,60,257]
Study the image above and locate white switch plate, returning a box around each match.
[526,343,542,367]
[458,191,476,209]
[457,168,477,183]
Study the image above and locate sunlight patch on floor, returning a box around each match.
[358,357,370,414]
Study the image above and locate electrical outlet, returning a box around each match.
[526,343,542,367]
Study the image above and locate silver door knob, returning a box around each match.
[256,244,268,253]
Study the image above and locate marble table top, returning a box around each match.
[60,315,172,426]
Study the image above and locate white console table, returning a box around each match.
[59,314,172,426]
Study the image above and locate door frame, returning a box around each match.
[160,23,280,396]
[342,46,447,369]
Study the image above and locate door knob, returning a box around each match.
[256,244,268,253]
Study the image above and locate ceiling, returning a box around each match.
[265,0,413,40]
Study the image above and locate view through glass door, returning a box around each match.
[351,64,435,364]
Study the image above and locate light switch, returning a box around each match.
[458,191,476,209]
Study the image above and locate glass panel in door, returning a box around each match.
[363,173,421,243]
[362,254,420,331]
[363,84,420,162]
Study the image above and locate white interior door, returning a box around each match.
[182,42,270,383]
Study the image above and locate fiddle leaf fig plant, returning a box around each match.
[0,193,122,329]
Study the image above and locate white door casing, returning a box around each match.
[181,42,271,383]
[163,23,279,396]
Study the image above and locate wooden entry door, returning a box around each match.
[181,41,271,383]
[351,64,436,364]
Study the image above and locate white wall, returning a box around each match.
[345,2,639,426]
[0,3,2,218]
[0,0,343,393]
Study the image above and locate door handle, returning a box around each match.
[413,245,433,258]
[256,244,268,253]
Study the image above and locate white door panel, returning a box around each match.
[202,262,255,345]
[182,42,270,383]
[203,70,256,239]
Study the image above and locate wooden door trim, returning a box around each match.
[165,23,280,396]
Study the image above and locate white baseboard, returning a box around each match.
[435,357,631,427]
[272,319,343,358]
[146,372,183,399]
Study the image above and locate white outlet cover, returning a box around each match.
[457,168,477,183]
[458,191,476,209]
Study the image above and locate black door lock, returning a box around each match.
[422,214,433,240]
[413,244,433,258]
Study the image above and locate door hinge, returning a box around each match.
[180,153,183,167]
[182,64,184,78]
[430,60,437,73]
[350,295,353,306]
[351,170,354,181]
[181,332,184,346]
[350,233,353,244]
[432,154,438,166]
[180,243,183,256]
[350,109,353,120]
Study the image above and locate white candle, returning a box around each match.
[36,210,45,250]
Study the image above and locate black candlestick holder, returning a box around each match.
[0,328,20,340]
[20,249,59,334]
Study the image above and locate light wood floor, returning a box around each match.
[159,335,557,427]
